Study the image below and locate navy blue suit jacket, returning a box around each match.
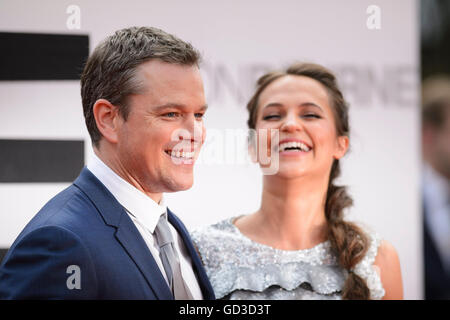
[0,168,215,300]
[423,203,450,300]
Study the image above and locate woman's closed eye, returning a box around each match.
[303,113,321,119]
[262,114,281,120]
[263,113,321,120]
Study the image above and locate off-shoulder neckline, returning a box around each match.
[225,215,331,254]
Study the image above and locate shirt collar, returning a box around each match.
[423,163,450,212]
[87,152,166,233]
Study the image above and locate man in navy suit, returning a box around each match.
[422,76,450,300]
[0,26,215,300]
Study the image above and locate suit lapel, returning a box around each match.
[114,212,173,300]
[74,167,173,300]
[168,209,215,300]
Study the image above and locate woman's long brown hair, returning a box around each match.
[246,62,371,299]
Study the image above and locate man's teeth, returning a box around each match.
[279,141,311,152]
[166,150,195,159]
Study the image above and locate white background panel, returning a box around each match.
[0,0,421,299]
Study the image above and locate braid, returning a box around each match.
[325,160,370,299]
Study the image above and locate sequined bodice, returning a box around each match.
[191,217,385,300]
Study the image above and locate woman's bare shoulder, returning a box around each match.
[373,239,404,300]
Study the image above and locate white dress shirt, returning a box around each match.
[87,153,203,299]
[423,163,450,274]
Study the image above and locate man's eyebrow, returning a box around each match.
[198,104,208,112]
[263,102,323,112]
[153,103,208,112]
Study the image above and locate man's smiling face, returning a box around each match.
[115,59,207,194]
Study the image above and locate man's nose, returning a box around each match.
[176,115,204,144]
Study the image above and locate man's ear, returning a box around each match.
[333,135,349,160]
[92,99,121,144]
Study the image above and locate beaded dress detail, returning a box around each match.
[191,217,385,300]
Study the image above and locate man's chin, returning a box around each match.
[164,177,194,192]
[175,182,194,191]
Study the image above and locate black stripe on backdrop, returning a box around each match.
[0,139,84,183]
[0,32,89,80]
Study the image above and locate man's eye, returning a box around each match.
[263,115,280,120]
[164,112,179,118]
[194,113,205,119]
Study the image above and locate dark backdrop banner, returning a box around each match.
[0,139,84,183]
[0,32,89,80]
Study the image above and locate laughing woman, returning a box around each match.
[191,63,403,300]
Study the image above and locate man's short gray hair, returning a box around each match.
[80,26,201,146]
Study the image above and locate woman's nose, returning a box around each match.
[280,115,301,132]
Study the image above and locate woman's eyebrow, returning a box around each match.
[262,102,284,110]
[262,102,323,112]
[299,102,324,112]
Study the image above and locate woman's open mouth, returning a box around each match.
[277,141,312,153]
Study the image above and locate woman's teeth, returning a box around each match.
[278,141,311,152]
[165,150,195,159]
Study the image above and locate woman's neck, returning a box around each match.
[242,174,330,250]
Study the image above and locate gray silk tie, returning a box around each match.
[154,213,193,300]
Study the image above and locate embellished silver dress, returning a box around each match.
[191,216,385,300]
